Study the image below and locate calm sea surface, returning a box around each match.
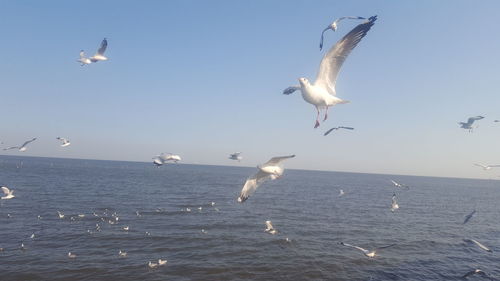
[0,155,499,281]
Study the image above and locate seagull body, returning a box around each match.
[339,189,345,197]
[119,250,127,257]
[3,138,37,152]
[319,16,366,50]
[390,180,409,189]
[237,155,295,202]
[148,261,158,268]
[57,211,65,219]
[68,252,76,258]
[463,210,476,224]
[56,137,71,147]
[463,239,492,253]
[340,242,395,258]
[123,226,129,231]
[462,269,490,279]
[265,220,277,235]
[153,153,181,166]
[89,38,108,62]
[77,50,91,66]
[158,259,167,266]
[324,126,354,136]
[229,152,243,162]
[1,186,15,200]
[473,163,500,171]
[459,116,484,132]
[391,193,399,212]
[283,16,377,128]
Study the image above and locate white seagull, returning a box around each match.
[459,116,484,132]
[3,138,37,152]
[89,38,108,63]
[158,259,167,266]
[57,211,65,219]
[473,163,500,171]
[119,250,127,257]
[77,50,91,66]
[463,239,492,253]
[283,16,377,128]
[68,252,77,258]
[237,155,295,202]
[391,193,399,212]
[463,209,476,224]
[462,269,490,279]
[1,186,15,200]
[324,126,354,136]
[265,220,277,235]
[153,153,181,166]
[229,152,243,162]
[390,180,409,189]
[56,137,71,147]
[340,242,395,258]
[319,16,366,50]
[339,189,345,197]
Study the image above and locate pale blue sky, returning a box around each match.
[1,0,499,179]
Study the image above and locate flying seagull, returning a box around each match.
[237,155,295,202]
[229,152,243,162]
[56,137,71,147]
[339,242,395,258]
[90,38,108,63]
[319,16,366,50]
[3,138,37,152]
[265,220,277,235]
[77,50,92,66]
[473,163,500,171]
[391,193,399,212]
[283,16,377,128]
[324,126,354,136]
[462,269,491,279]
[153,153,181,166]
[463,209,476,224]
[1,186,14,200]
[459,116,484,132]
[390,180,409,189]
[463,239,493,253]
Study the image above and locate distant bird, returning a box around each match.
[211,202,216,206]
[201,229,207,234]
[21,243,26,250]
[340,242,395,258]
[158,259,167,266]
[237,155,295,202]
[148,261,158,269]
[57,211,65,219]
[319,16,366,50]
[462,269,490,279]
[3,138,37,152]
[283,16,377,128]
[77,50,91,66]
[463,239,492,253]
[390,180,409,189]
[265,220,277,235]
[324,126,354,136]
[56,137,71,147]
[459,116,484,132]
[1,186,15,200]
[186,208,191,212]
[119,250,127,257]
[89,38,108,63]
[30,234,35,239]
[391,193,399,212]
[153,153,181,166]
[473,163,500,171]
[123,226,129,231]
[68,252,76,258]
[339,189,345,197]
[229,152,243,162]
[463,210,476,224]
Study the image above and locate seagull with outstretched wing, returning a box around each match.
[319,16,366,50]
[340,242,395,258]
[459,116,484,132]
[3,138,37,152]
[1,186,15,200]
[473,163,500,171]
[324,126,354,136]
[462,269,490,279]
[56,137,71,147]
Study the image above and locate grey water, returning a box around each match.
[0,155,499,281]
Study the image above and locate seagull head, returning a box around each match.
[298,77,309,87]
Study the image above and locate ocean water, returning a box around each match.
[0,155,499,281]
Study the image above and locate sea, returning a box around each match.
[0,155,499,281]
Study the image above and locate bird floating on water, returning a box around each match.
[57,211,65,219]
[462,269,490,279]
[68,252,76,258]
[340,242,395,258]
[319,16,366,50]
[339,189,345,197]
[463,210,476,224]
[229,152,243,162]
[238,155,295,202]
[473,163,500,171]
[89,38,108,63]
[283,16,377,128]
[1,186,15,200]
[265,221,277,235]
[391,193,399,212]
[119,250,127,257]
[56,137,71,147]
[459,116,484,132]
[324,126,354,136]
[463,239,492,253]
[3,138,37,152]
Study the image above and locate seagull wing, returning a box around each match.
[375,244,396,250]
[3,146,19,151]
[265,220,274,230]
[474,163,487,168]
[470,239,492,252]
[1,186,11,195]
[319,26,330,50]
[314,16,377,95]
[390,180,399,186]
[340,242,369,254]
[238,170,273,202]
[96,38,107,55]
[21,138,37,148]
[324,127,338,136]
[339,126,354,130]
[263,155,296,166]
[462,270,478,278]
[283,85,300,95]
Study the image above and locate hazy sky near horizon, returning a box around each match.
[1,0,500,179]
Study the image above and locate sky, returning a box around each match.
[0,0,499,179]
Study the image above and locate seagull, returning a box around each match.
[56,137,71,147]
[158,259,167,266]
[229,152,243,162]
[123,226,129,231]
[463,239,492,253]
[21,243,26,250]
[339,189,345,197]
[153,153,182,166]
[391,193,399,212]
[340,242,395,258]
[148,261,158,268]
[77,50,91,66]
[265,220,277,235]
[319,16,366,50]
[237,155,295,202]
[459,116,484,132]
[89,38,108,63]
[473,163,500,171]
[118,250,127,257]
[211,202,216,206]
[390,180,409,189]
[201,229,207,234]
[3,138,37,152]
[324,126,354,136]
[30,234,35,239]
[283,16,377,128]
[1,186,15,200]
[462,269,490,279]
[57,211,65,219]
[186,208,191,212]
[68,252,76,258]
[463,210,476,224]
